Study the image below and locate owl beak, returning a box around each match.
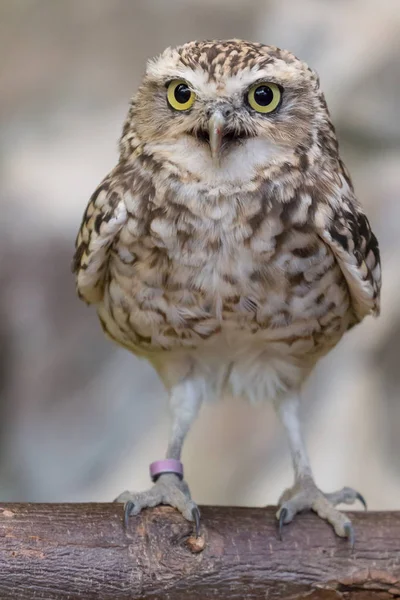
[208,110,226,167]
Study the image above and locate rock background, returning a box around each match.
[0,0,399,510]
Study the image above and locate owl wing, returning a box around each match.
[72,169,128,304]
[315,170,381,323]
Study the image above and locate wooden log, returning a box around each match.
[0,504,399,599]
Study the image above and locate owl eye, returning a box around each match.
[247,82,281,114]
[167,80,196,111]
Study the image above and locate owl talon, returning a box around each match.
[278,507,289,540]
[115,474,198,529]
[356,492,367,510]
[124,500,135,529]
[192,506,201,537]
[276,480,361,541]
[344,522,355,548]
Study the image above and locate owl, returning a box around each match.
[73,40,381,542]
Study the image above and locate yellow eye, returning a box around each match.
[247,82,281,114]
[167,80,196,111]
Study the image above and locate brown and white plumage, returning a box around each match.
[73,40,381,538]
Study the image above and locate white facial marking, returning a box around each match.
[151,136,288,184]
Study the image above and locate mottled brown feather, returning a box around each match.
[73,40,381,396]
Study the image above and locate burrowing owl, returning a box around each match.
[73,40,381,541]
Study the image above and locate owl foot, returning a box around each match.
[115,473,200,536]
[276,479,366,544]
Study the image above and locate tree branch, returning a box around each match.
[0,504,399,599]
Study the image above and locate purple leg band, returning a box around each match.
[149,459,184,482]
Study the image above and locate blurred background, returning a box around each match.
[0,0,399,511]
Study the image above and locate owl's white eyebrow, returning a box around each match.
[246,77,281,88]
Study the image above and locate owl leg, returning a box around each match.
[274,392,365,543]
[115,378,202,533]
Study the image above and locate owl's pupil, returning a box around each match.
[174,84,191,104]
[254,85,273,106]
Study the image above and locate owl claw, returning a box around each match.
[278,507,289,540]
[356,492,367,510]
[192,506,201,537]
[344,522,355,548]
[124,500,135,529]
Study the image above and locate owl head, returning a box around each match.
[121,40,336,180]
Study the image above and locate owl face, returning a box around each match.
[128,40,329,180]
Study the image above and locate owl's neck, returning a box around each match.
[122,147,314,226]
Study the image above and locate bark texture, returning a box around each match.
[0,504,399,600]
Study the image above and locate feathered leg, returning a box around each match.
[274,392,365,544]
[116,377,202,531]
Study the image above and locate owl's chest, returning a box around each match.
[102,202,350,353]
[115,203,286,307]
